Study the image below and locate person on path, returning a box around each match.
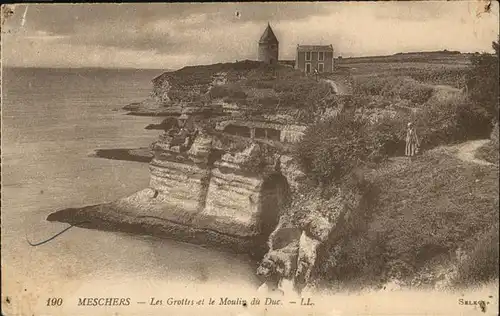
[405,122,420,158]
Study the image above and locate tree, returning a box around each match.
[467,39,500,122]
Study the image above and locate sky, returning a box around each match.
[2,2,499,69]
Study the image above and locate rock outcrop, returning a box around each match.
[255,181,369,293]
[49,115,294,256]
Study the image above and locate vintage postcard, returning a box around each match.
[1,2,499,316]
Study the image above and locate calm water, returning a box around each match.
[1,67,258,314]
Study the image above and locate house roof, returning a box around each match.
[259,23,279,44]
[297,45,334,52]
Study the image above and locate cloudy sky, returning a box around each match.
[2,2,499,69]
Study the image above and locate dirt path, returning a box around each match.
[450,139,493,166]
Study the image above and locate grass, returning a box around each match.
[300,138,498,290]
[355,149,498,287]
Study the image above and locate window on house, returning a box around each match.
[318,52,324,61]
[305,63,311,73]
[318,63,324,73]
[305,51,311,61]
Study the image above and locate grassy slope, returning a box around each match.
[360,146,499,286]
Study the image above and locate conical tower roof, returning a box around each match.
[259,23,278,44]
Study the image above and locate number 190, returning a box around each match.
[46,298,63,306]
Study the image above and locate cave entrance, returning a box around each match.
[255,173,290,256]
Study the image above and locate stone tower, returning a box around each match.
[258,23,279,64]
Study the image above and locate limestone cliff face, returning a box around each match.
[138,126,290,243]
[202,168,262,236]
[149,159,209,213]
[257,181,369,292]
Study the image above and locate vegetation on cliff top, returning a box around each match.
[290,41,499,290]
[293,114,498,289]
[149,60,349,124]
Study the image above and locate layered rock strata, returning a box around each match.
[48,119,291,255]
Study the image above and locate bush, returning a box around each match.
[416,98,492,149]
[366,115,406,160]
[294,114,373,186]
[353,76,387,96]
[466,40,499,121]
[294,110,412,186]
[398,81,434,104]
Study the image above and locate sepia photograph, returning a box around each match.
[1,2,499,315]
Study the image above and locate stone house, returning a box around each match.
[258,23,279,65]
[295,45,334,74]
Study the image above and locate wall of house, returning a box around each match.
[258,42,279,64]
[296,51,334,73]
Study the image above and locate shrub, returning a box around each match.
[294,113,372,186]
[294,110,411,186]
[466,40,499,121]
[353,76,387,96]
[416,97,492,149]
[398,81,434,104]
[366,115,406,160]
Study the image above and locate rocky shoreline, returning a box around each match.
[47,188,266,258]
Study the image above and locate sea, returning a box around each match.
[1,67,259,315]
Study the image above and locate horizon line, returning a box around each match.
[2,49,493,71]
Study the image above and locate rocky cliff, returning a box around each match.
[48,118,295,255]
[49,60,366,292]
[125,60,352,125]
[256,173,373,293]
